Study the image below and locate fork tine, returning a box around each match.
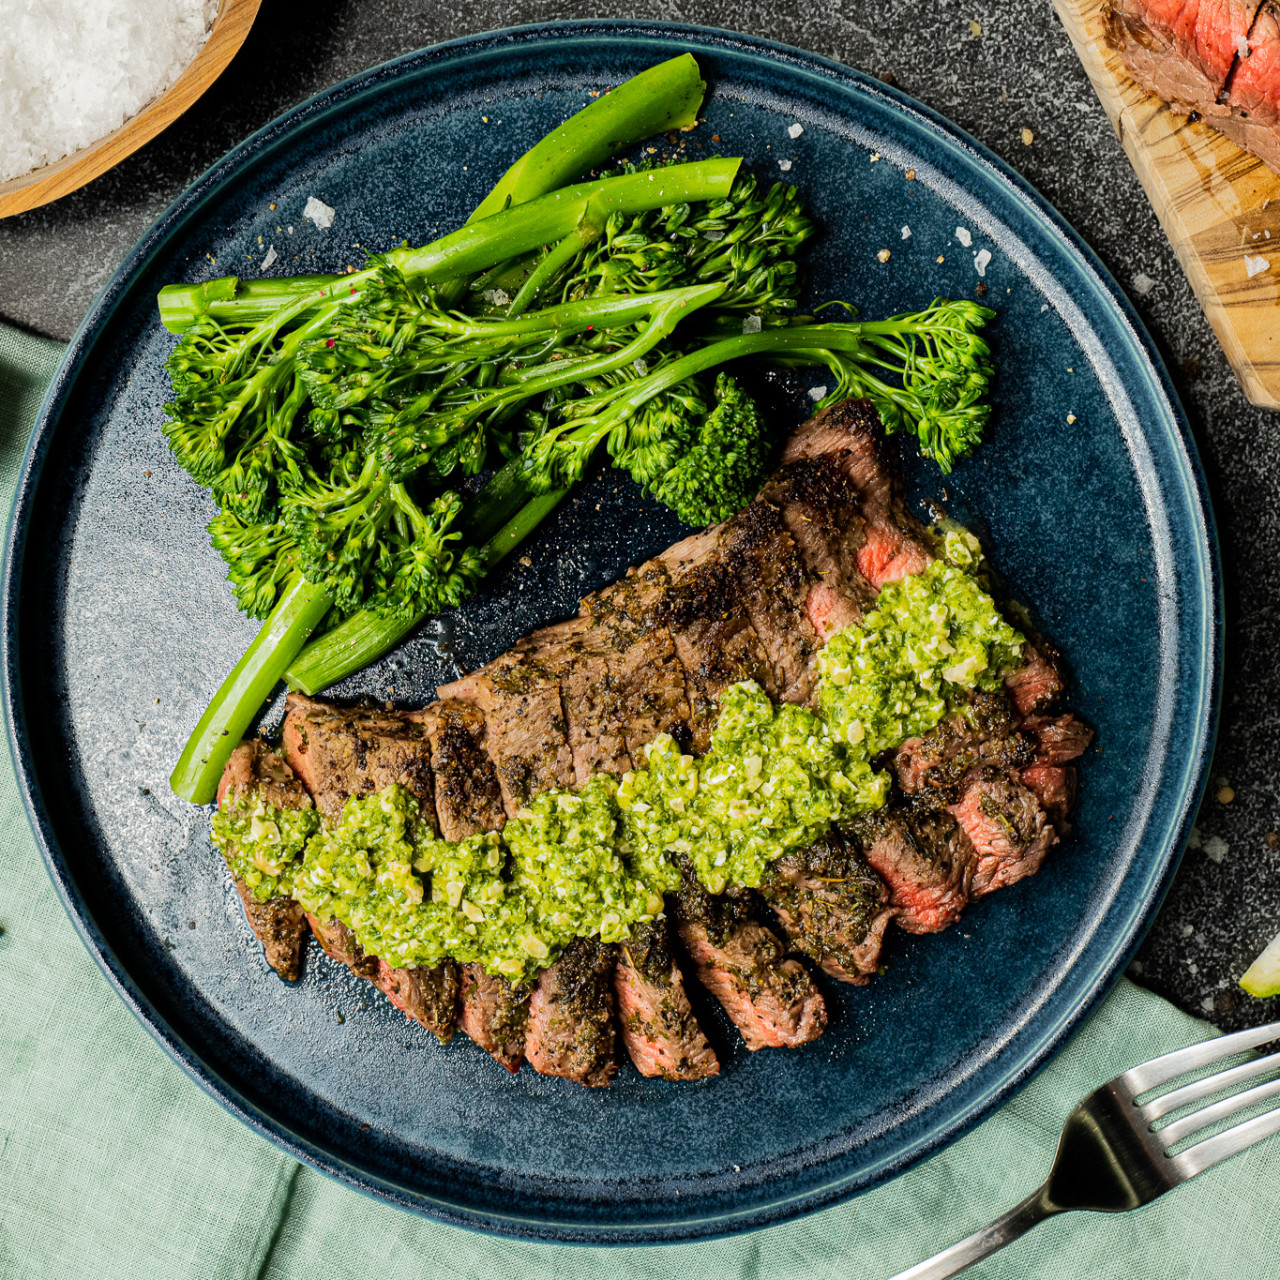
[1157,1069,1280,1147]
[1117,1019,1280,1095]
[1142,1048,1280,1120]
[1170,1101,1280,1179]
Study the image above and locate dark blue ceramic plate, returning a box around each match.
[2,22,1220,1243]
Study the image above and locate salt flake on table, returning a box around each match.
[788,123,804,139]
[1132,272,1156,296]
[974,248,992,277]
[260,246,277,270]
[303,196,336,229]
[807,385,828,401]
[1244,254,1271,278]
[1203,835,1228,863]
[955,227,972,247]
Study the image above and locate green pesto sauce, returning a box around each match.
[211,535,1024,984]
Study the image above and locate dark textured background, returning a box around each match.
[1,0,1276,1032]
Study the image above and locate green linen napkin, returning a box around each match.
[1,318,1276,1280]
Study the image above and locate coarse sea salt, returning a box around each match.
[955,227,973,248]
[303,196,336,229]
[0,0,217,185]
[974,248,992,277]
[1245,254,1271,278]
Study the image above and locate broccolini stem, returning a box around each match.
[158,160,740,335]
[505,199,608,318]
[169,574,332,804]
[283,488,568,695]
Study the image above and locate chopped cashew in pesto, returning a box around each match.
[210,551,1024,983]
[209,789,319,902]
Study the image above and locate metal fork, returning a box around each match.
[890,1018,1280,1279]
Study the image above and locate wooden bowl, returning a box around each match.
[0,0,262,219]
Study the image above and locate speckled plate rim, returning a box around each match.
[2,20,1223,1243]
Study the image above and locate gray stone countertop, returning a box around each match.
[1,0,1277,1031]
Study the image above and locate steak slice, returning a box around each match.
[1003,642,1066,716]
[1220,1,1280,169]
[524,937,619,1087]
[281,693,436,823]
[305,911,379,980]
[282,695,458,1040]
[375,957,460,1044]
[759,834,894,984]
[215,741,311,981]
[661,554,774,755]
[1021,764,1081,829]
[673,873,826,1050]
[850,805,976,934]
[1021,714,1094,766]
[720,498,819,703]
[760,456,876,641]
[614,919,720,1080]
[892,691,1034,794]
[458,964,531,1072]
[420,699,506,841]
[436,653,574,815]
[951,772,1057,897]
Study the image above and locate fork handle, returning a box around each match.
[888,1187,1054,1279]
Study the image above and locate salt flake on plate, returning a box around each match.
[303,196,336,229]
[901,225,912,239]
[260,245,277,270]
[742,314,762,335]
[787,123,804,139]
[955,227,973,248]
[807,385,828,401]
[778,159,793,172]
[1244,254,1271,278]
[974,248,992,277]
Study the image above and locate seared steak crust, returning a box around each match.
[760,834,894,984]
[421,699,506,841]
[615,920,720,1080]
[673,872,826,1050]
[525,938,619,1087]
[459,964,531,1071]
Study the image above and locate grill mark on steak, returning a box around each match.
[673,871,826,1050]
[524,937,619,1087]
[615,919,720,1080]
[281,695,459,1040]
[848,805,976,935]
[759,833,894,984]
[215,741,310,981]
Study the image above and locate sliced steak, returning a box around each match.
[282,694,458,1040]
[305,912,379,980]
[1221,1,1280,170]
[420,699,506,841]
[614,919,719,1080]
[720,498,819,703]
[672,873,826,1050]
[524,937,619,1086]
[436,652,574,815]
[216,740,311,981]
[892,691,1034,793]
[661,554,774,754]
[281,693,436,823]
[1021,764,1080,829]
[458,964,531,1072]
[951,772,1057,897]
[759,457,875,641]
[1021,714,1094,766]
[375,957,460,1044]
[1003,642,1066,716]
[850,805,976,934]
[759,834,894,984]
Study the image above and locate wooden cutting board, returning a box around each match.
[1053,0,1280,409]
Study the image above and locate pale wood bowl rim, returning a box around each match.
[0,0,262,219]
